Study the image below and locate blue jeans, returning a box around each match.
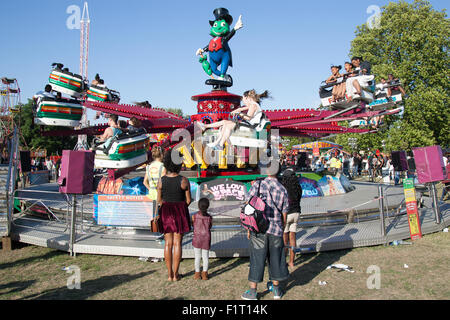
[248,233,289,284]
[352,165,359,177]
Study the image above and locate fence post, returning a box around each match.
[430,182,441,224]
[69,195,77,257]
[378,185,386,236]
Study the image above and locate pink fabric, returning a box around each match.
[192,213,213,250]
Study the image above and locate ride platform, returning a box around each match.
[8,179,450,258]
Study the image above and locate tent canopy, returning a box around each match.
[292,140,343,151]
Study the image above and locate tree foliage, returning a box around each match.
[339,0,449,151]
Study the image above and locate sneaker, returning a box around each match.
[272,285,284,300]
[266,281,273,292]
[241,289,258,301]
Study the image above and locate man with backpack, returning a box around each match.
[241,165,290,300]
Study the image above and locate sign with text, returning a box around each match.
[93,195,155,227]
[403,178,422,240]
[199,179,247,201]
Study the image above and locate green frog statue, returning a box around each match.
[196,8,243,86]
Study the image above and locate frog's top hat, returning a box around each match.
[209,8,233,26]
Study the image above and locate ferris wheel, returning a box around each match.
[0,77,22,138]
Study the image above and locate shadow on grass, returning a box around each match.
[208,257,248,278]
[22,271,155,300]
[0,280,36,296]
[257,227,357,299]
[0,249,64,271]
[180,257,248,279]
[281,228,357,297]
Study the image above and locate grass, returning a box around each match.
[0,231,449,300]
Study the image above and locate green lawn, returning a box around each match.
[0,230,449,300]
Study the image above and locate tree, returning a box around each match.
[282,136,313,151]
[166,108,184,117]
[343,0,449,151]
[15,99,77,155]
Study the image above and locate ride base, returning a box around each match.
[9,179,450,258]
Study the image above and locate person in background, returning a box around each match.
[118,120,128,132]
[352,152,360,178]
[342,154,350,177]
[98,115,121,143]
[375,77,389,97]
[45,157,54,181]
[387,73,406,97]
[97,79,106,88]
[314,157,325,173]
[192,198,213,281]
[325,65,343,102]
[329,154,341,176]
[280,168,302,269]
[33,85,55,112]
[156,152,192,282]
[144,146,166,201]
[127,117,145,134]
[91,73,101,86]
[55,158,61,179]
[346,56,373,101]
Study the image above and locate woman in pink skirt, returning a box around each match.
[157,152,192,281]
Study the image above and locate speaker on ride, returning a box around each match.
[391,151,408,171]
[412,145,446,184]
[58,150,95,194]
[19,151,31,172]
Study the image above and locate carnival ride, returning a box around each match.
[34,56,405,180]
[8,6,440,262]
[30,7,405,184]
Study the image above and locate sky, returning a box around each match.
[1,0,448,122]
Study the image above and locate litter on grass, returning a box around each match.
[326,264,355,273]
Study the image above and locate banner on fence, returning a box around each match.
[93,195,155,227]
[403,178,422,240]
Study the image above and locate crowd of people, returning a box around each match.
[324,56,406,104]
[281,148,427,185]
[324,56,374,102]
